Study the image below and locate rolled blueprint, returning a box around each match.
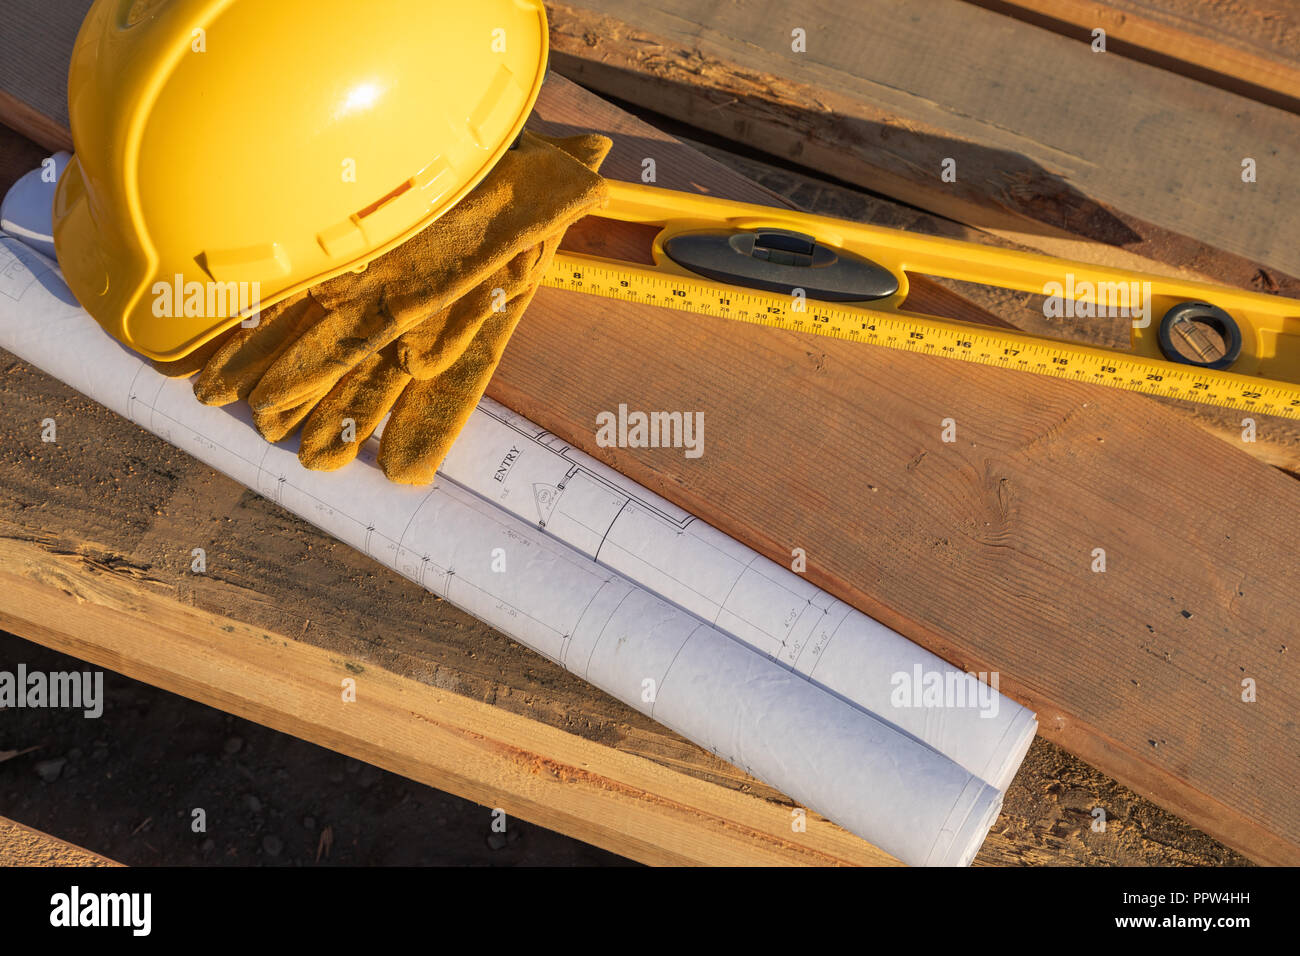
[0,235,1011,864]
[1,164,1035,790]
[441,399,1037,791]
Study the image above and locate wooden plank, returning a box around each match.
[505,295,1300,868]
[518,94,1300,868]
[0,816,121,867]
[547,0,1300,293]
[0,102,1253,872]
[3,5,1293,864]
[0,89,72,154]
[681,138,1300,476]
[0,116,1249,871]
[964,0,1300,114]
[0,423,1248,867]
[549,0,1300,469]
[0,537,895,867]
[0,1,78,152]
[0,237,1249,867]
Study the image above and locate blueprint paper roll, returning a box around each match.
[439,399,1038,791]
[0,235,1010,865]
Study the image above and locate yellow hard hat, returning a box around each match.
[53,0,549,360]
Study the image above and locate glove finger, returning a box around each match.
[378,277,545,485]
[536,132,615,173]
[193,291,324,405]
[251,238,540,411]
[375,378,459,485]
[246,294,392,415]
[395,236,556,379]
[252,399,315,444]
[298,345,412,472]
[388,134,608,380]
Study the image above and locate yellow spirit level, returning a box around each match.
[544,181,1300,419]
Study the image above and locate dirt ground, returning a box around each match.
[0,630,631,866]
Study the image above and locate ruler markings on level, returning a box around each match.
[543,255,1300,420]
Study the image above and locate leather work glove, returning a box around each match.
[292,234,561,482]
[157,130,610,483]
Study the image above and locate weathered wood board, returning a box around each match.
[1,1,1294,864]
[965,0,1300,113]
[548,1,1300,291]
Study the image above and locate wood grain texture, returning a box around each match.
[0,1,79,151]
[0,535,896,867]
[529,82,1300,866]
[550,0,1300,468]
[0,81,1252,866]
[964,0,1300,113]
[548,0,1300,292]
[682,139,1300,476]
[0,269,1249,867]
[502,291,1300,866]
[0,89,72,154]
[1,3,1291,864]
[0,816,121,867]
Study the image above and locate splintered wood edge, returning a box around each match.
[0,535,898,868]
